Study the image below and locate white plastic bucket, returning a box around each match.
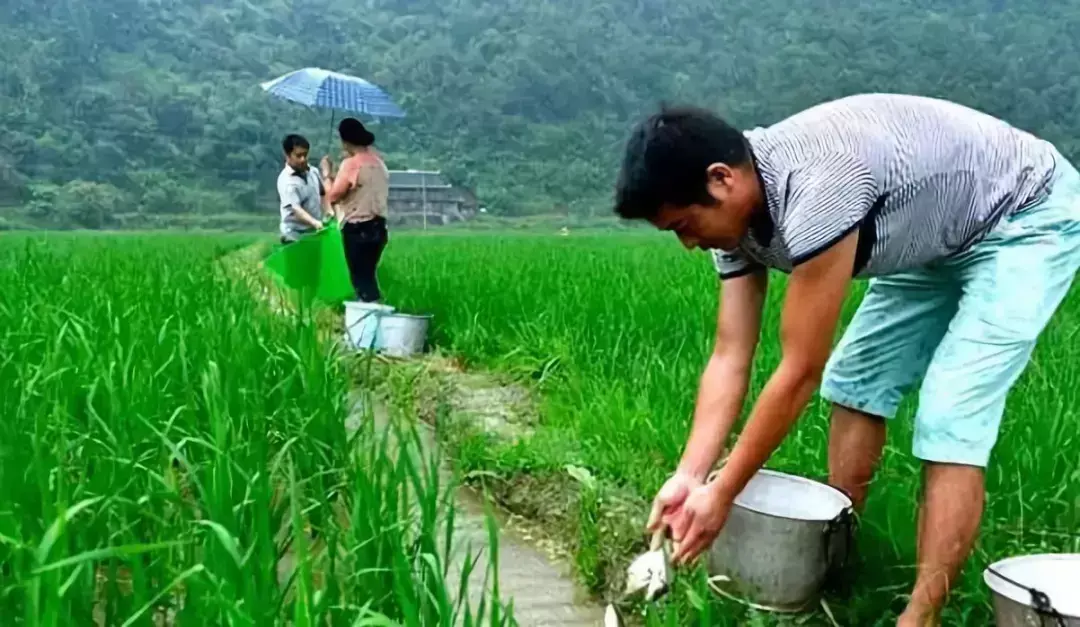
[374,313,432,358]
[707,469,854,612]
[985,554,1080,626]
[343,301,395,351]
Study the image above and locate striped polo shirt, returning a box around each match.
[713,93,1060,280]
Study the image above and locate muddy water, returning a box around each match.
[450,485,605,626]
[352,397,605,627]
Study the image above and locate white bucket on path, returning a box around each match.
[343,301,395,351]
[984,554,1080,626]
[706,469,854,612]
[374,313,432,358]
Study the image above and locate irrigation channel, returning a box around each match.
[245,246,606,625]
[347,395,606,626]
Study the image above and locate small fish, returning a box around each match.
[623,528,670,602]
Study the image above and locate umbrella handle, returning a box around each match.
[327,110,337,160]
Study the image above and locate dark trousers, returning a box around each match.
[341,217,388,302]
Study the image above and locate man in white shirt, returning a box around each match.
[276,134,327,243]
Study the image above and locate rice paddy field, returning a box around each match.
[378,230,1080,625]
[0,233,512,626]
[2,228,1078,626]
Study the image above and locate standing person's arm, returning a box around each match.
[291,205,323,230]
[647,267,767,534]
[325,156,361,205]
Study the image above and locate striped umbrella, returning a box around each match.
[260,67,406,119]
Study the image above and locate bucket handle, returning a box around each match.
[823,505,856,578]
[986,565,1067,627]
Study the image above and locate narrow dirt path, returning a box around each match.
[348,397,606,627]
[229,245,605,625]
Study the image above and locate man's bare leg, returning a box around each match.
[828,404,887,510]
[897,463,985,626]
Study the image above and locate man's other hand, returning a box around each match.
[670,474,736,565]
[646,471,702,537]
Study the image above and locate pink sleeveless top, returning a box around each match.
[327,150,389,224]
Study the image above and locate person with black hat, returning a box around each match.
[320,118,390,303]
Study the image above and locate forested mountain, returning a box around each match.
[1,0,1078,228]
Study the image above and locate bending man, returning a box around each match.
[614,93,1080,625]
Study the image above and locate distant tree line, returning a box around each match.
[1,0,1078,228]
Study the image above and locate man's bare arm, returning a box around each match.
[714,231,857,499]
[677,270,768,481]
[288,204,323,230]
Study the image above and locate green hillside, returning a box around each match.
[2,0,1079,227]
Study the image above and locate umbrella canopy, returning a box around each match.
[260,67,406,119]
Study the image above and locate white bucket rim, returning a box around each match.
[732,469,853,522]
[344,301,395,312]
[983,553,1080,617]
[381,312,433,320]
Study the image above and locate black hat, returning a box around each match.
[338,117,375,146]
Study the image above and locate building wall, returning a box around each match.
[387,185,474,225]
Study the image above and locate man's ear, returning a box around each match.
[705,162,734,182]
[705,163,735,200]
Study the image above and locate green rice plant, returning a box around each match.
[565,465,604,591]
[375,230,1080,625]
[336,398,516,627]
[0,233,513,626]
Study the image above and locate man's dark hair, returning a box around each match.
[282,134,310,155]
[338,118,376,147]
[614,105,751,220]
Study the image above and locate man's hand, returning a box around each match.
[287,204,324,231]
[646,471,702,536]
[670,477,735,565]
[320,155,333,179]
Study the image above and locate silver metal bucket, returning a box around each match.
[374,313,432,358]
[984,554,1080,626]
[343,301,395,351]
[706,469,854,612]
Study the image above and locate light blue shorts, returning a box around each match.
[820,148,1080,467]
